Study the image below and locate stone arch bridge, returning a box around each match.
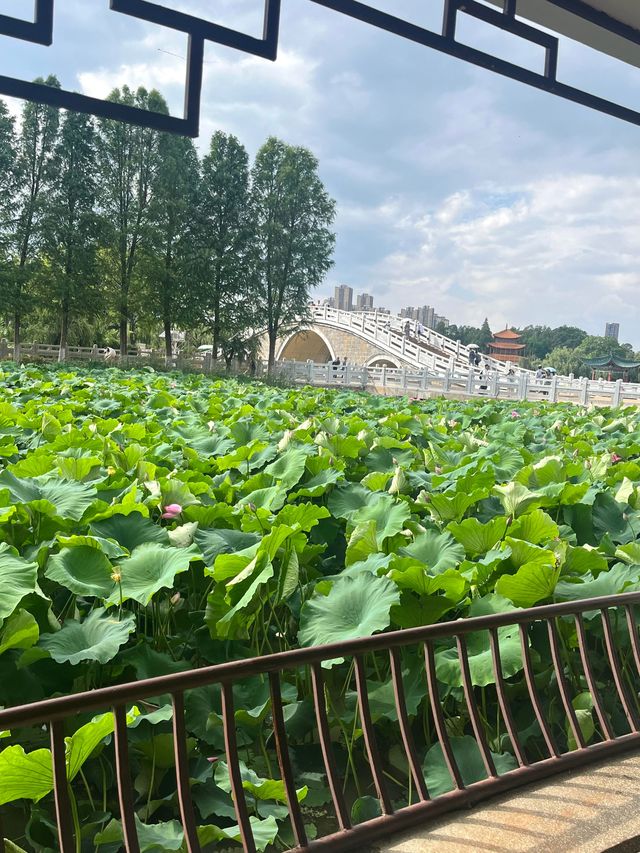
[261,306,512,374]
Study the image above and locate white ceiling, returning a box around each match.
[484,0,640,68]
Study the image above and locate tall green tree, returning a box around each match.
[249,138,336,369]
[0,100,16,338]
[6,76,60,359]
[39,110,102,358]
[0,100,16,240]
[98,86,167,356]
[198,132,250,360]
[143,131,200,359]
[478,317,493,349]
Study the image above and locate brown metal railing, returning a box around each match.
[2,592,640,852]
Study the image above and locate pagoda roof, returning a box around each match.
[583,355,640,369]
[489,342,526,350]
[492,328,522,340]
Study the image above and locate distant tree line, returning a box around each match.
[0,77,336,368]
[440,316,638,378]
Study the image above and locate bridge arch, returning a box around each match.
[365,355,401,369]
[277,328,335,363]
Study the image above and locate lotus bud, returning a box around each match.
[247,502,257,513]
[170,592,181,606]
[161,503,183,519]
[111,570,122,583]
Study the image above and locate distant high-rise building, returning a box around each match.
[605,322,620,342]
[355,292,374,310]
[335,285,353,311]
[400,304,440,328]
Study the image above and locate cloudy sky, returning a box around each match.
[2,0,640,344]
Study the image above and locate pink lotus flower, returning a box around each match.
[161,503,183,519]
[611,453,623,464]
[511,410,520,419]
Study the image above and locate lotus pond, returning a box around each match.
[1,365,640,851]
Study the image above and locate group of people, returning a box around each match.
[535,366,556,380]
[330,356,348,378]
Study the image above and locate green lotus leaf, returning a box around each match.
[91,511,169,552]
[401,531,465,574]
[389,559,467,601]
[495,560,561,607]
[298,574,400,651]
[106,543,200,606]
[194,528,261,568]
[67,707,139,781]
[508,509,559,545]
[345,521,379,566]
[423,735,517,797]
[435,595,523,687]
[0,544,39,620]
[290,464,342,498]
[352,497,411,544]
[39,608,135,664]
[274,502,330,532]
[567,692,595,751]
[0,746,53,804]
[448,517,507,557]
[95,817,184,851]
[196,816,279,852]
[563,545,608,575]
[237,486,287,511]
[327,483,375,519]
[264,446,313,490]
[216,759,307,803]
[0,471,96,521]
[55,533,127,559]
[0,609,39,657]
[45,545,115,598]
[554,562,640,602]
[493,481,541,517]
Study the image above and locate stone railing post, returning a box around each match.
[613,379,622,407]
[580,377,589,406]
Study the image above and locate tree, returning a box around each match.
[546,336,636,378]
[478,317,493,349]
[198,132,251,360]
[250,138,336,369]
[143,131,200,360]
[39,109,102,358]
[98,87,167,356]
[6,76,60,360]
[0,100,16,242]
[550,325,587,351]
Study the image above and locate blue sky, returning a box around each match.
[2,0,640,345]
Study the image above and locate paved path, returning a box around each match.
[373,753,640,853]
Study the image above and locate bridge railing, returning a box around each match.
[277,360,640,407]
[310,306,520,375]
[2,591,640,852]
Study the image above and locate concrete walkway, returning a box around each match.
[374,753,640,853]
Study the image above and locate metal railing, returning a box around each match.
[2,592,640,852]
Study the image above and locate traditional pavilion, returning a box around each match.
[488,328,525,364]
[582,355,640,382]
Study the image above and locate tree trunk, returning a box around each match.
[59,298,69,363]
[267,332,277,372]
[119,310,128,362]
[13,311,21,363]
[164,318,173,362]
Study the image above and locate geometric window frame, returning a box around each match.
[1,0,640,137]
[0,0,281,137]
